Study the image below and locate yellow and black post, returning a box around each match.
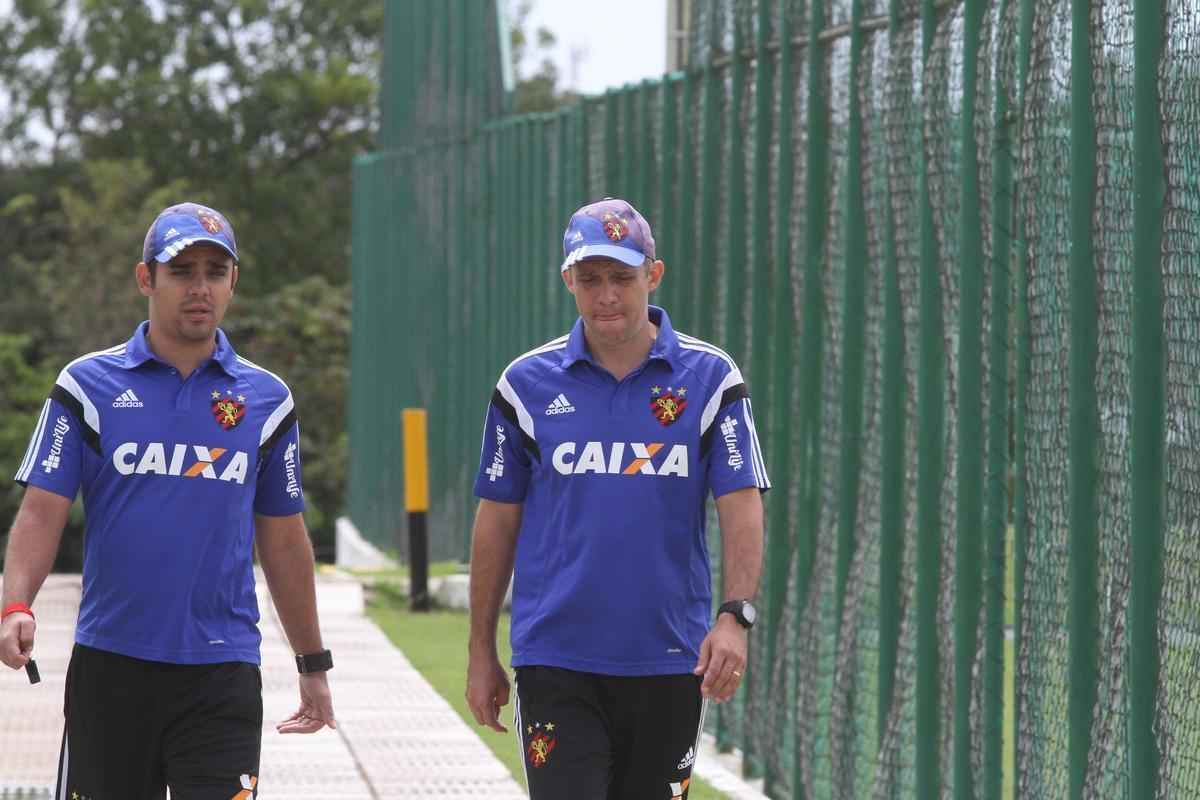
[402,408,431,611]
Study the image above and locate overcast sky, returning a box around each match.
[518,0,669,96]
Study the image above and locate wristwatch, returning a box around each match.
[295,649,334,674]
[717,599,757,630]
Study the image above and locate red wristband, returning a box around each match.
[1,603,34,622]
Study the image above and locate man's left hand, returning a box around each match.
[693,615,747,703]
[277,672,337,733]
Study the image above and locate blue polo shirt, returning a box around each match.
[13,322,305,665]
[473,306,770,676]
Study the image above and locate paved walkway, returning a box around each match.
[0,572,525,799]
[1,572,767,800]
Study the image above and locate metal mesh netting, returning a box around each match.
[1160,1,1200,796]
[353,1,1200,797]
[1017,0,1074,795]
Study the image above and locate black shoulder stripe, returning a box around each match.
[50,384,100,454]
[720,382,750,408]
[700,384,749,459]
[490,388,539,462]
[259,409,298,459]
[491,388,519,428]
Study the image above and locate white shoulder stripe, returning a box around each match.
[63,343,126,371]
[497,374,535,440]
[234,357,295,446]
[700,366,746,437]
[15,399,51,483]
[501,334,569,377]
[55,369,101,438]
[676,333,737,370]
[743,398,771,490]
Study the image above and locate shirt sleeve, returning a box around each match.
[254,420,306,516]
[14,392,86,500]
[472,388,534,504]
[703,377,771,498]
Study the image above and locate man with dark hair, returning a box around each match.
[0,202,335,799]
[466,198,768,799]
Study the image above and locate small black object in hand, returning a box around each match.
[25,659,40,684]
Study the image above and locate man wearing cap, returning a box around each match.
[466,198,769,799]
[0,203,335,798]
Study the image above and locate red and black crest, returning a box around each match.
[211,392,246,430]
[198,210,223,234]
[602,211,628,242]
[650,386,687,427]
[526,728,557,768]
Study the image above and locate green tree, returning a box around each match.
[0,0,383,293]
[506,0,579,113]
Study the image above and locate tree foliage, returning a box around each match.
[506,0,579,113]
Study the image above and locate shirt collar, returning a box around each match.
[121,321,241,378]
[560,305,680,370]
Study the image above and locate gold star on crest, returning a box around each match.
[545,722,556,731]
[211,390,221,400]
[651,386,661,395]
[677,387,687,397]
[527,725,533,734]
[237,394,246,402]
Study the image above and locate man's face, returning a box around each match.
[563,257,664,346]
[137,243,237,344]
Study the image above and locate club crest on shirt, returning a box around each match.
[525,721,557,768]
[211,389,247,430]
[650,385,688,427]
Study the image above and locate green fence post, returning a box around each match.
[791,0,824,791]
[676,70,698,331]
[954,0,986,797]
[659,76,679,327]
[638,79,656,222]
[697,4,721,345]
[1068,0,1099,796]
[985,1,1016,797]
[605,88,619,193]
[878,0,906,751]
[1129,0,1166,793]
[1012,0,1035,783]
[726,9,748,367]
[916,0,944,795]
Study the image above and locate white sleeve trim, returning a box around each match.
[15,399,51,482]
[743,398,771,490]
[260,392,296,446]
[700,367,745,438]
[496,374,535,440]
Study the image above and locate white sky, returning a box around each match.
[518,0,668,96]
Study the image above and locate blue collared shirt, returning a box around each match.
[14,322,305,665]
[474,306,770,676]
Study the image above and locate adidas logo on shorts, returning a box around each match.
[112,389,144,408]
[545,393,576,415]
[677,745,695,770]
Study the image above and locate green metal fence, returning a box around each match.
[349,1,1200,797]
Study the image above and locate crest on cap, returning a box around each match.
[197,210,223,234]
[602,212,628,242]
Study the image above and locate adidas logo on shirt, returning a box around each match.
[545,393,576,415]
[113,389,144,408]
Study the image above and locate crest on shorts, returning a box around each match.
[198,209,223,234]
[211,389,247,430]
[669,778,691,800]
[233,774,258,800]
[525,721,557,768]
[602,211,628,242]
[650,385,688,427]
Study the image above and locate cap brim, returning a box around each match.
[559,244,645,272]
[154,236,238,263]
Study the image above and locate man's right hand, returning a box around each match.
[0,612,35,670]
[465,648,511,733]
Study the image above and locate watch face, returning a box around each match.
[742,602,757,626]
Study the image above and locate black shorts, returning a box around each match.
[513,666,705,800]
[57,643,263,800]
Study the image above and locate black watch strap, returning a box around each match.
[717,599,755,629]
[295,649,333,674]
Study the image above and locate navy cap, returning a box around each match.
[142,202,238,264]
[560,198,656,273]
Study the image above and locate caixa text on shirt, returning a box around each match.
[551,441,689,477]
[111,442,250,484]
